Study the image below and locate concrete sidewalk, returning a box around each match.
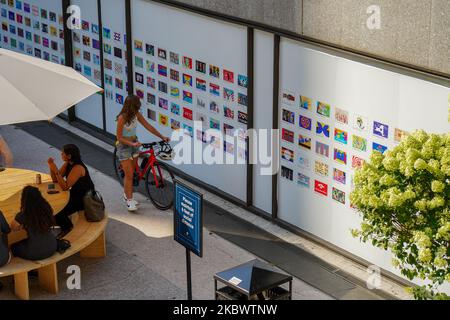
[0,124,331,300]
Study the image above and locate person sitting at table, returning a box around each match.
[0,210,11,290]
[48,144,95,238]
[0,134,13,167]
[0,210,11,267]
[10,186,57,260]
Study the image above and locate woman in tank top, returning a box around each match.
[48,144,95,238]
[116,95,169,212]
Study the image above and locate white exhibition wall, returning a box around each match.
[3,0,449,290]
[100,0,127,135]
[253,30,274,214]
[71,0,103,129]
[0,0,65,62]
[278,37,450,286]
[0,0,66,113]
[131,0,249,201]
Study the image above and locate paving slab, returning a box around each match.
[0,124,332,300]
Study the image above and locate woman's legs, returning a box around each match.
[55,198,83,232]
[122,157,138,200]
[122,157,139,211]
[0,252,12,290]
[12,239,56,261]
[121,158,134,200]
[11,239,29,260]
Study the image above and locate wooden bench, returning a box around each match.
[0,212,107,300]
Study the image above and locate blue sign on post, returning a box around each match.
[174,181,203,257]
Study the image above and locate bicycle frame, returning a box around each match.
[136,147,164,189]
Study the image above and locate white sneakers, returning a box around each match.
[123,193,139,205]
[126,199,138,212]
[124,193,139,212]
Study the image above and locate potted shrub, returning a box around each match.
[350,130,449,300]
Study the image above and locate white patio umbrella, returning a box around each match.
[0,48,102,125]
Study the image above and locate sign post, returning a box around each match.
[174,181,203,300]
[186,248,192,300]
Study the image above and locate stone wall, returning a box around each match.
[160,0,450,76]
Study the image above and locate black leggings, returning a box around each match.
[11,239,56,261]
[55,197,84,231]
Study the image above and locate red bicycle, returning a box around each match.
[113,141,175,210]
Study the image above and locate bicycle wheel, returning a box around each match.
[145,161,175,210]
[113,147,125,186]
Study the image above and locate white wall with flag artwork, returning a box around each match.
[130,0,249,201]
[100,0,127,135]
[0,0,65,64]
[3,0,449,290]
[0,0,66,113]
[70,0,103,129]
[277,37,450,285]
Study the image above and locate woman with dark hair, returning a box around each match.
[48,144,95,238]
[116,95,169,212]
[0,211,11,290]
[0,134,13,167]
[10,186,57,260]
[0,211,11,266]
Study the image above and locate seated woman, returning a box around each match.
[0,211,11,267]
[48,144,95,238]
[10,186,57,261]
[0,210,11,290]
[0,134,13,167]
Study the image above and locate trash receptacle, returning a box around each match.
[214,259,292,300]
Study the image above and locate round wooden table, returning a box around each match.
[0,168,69,244]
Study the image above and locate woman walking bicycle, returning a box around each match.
[116,95,170,212]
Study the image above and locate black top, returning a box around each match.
[14,211,57,260]
[0,211,11,267]
[65,162,95,200]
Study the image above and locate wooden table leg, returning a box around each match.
[80,231,106,258]
[38,263,59,294]
[14,272,29,300]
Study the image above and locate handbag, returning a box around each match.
[83,190,105,222]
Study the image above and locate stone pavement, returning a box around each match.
[0,124,331,300]
[48,118,408,300]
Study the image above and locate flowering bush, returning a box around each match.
[350,130,450,300]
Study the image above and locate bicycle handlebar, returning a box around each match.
[141,141,171,150]
[141,142,157,149]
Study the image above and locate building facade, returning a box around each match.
[1,0,449,292]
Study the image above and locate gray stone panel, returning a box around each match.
[172,0,303,33]
[157,0,449,75]
[339,0,399,59]
[303,0,343,44]
[430,0,450,74]
[394,0,433,69]
[303,0,438,70]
